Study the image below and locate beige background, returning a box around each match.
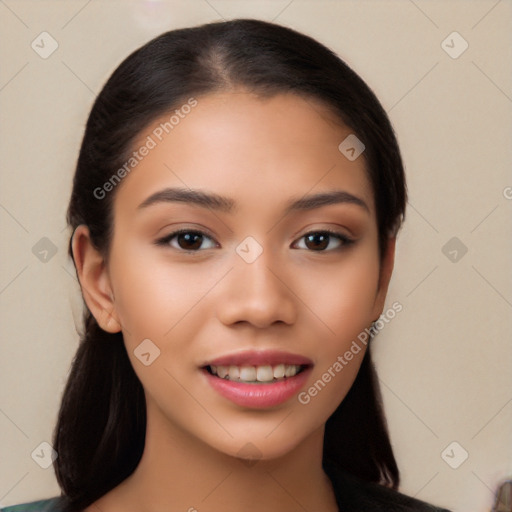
[1,1,511,511]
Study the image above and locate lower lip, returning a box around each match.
[203,367,312,409]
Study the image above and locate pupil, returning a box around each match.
[178,232,202,250]
[306,233,329,250]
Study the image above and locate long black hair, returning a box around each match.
[54,18,407,512]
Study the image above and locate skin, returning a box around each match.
[73,90,395,512]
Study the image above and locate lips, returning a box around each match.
[201,350,313,408]
[203,350,313,368]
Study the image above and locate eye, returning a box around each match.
[292,230,354,251]
[155,229,352,252]
[155,230,218,251]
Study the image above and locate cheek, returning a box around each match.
[108,239,210,334]
[294,247,380,404]
[295,251,381,341]
[295,263,377,421]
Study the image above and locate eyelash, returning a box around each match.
[154,228,355,252]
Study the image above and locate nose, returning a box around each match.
[215,249,297,329]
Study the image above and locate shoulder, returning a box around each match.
[324,462,452,512]
[0,497,63,512]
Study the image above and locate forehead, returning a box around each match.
[113,91,374,217]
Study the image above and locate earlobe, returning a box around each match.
[371,237,396,321]
[71,225,122,333]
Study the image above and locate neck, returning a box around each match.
[96,398,338,512]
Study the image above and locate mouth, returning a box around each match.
[204,363,308,384]
[200,350,313,408]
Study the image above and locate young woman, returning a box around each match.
[3,19,451,512]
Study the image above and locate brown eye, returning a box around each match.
[304,233,330,251]
[176,232,204,250]
[293,230,354,252]
[155,230,218,251]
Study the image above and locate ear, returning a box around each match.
[371,237,396,321]
[71,225,121,333]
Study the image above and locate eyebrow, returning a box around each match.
[138,187,235,212]
[137,187,369,214]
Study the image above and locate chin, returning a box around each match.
[210,428,312,464]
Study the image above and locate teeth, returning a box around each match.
[285,365,296,377]
[273,364,285,379]
[256,365,273,382]
[240,366,257,381]
[228,365,240,380]
[217,365,229,379]
[208,364,302,383]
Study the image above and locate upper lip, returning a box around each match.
[202,350,313,368]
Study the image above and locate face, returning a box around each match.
[76,91,394,461]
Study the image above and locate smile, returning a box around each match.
[201,350,313,408]
[207,364,304,383]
